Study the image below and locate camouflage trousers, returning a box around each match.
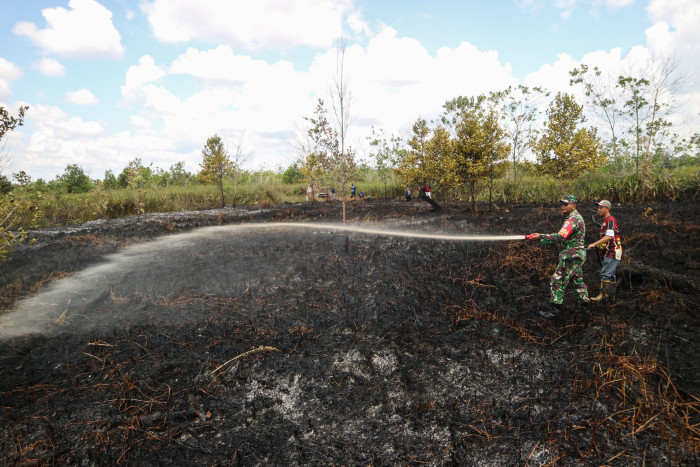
[550,257,589,305]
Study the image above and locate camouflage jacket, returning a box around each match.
[540,209,586,261]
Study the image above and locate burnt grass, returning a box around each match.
[0,198,698,466]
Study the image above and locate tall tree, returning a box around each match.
[0,105,31,261]
[1,105,29,176]
[199,134,234,208]
[309,37,357,223]
[454,108,510,213]
[60,164,93,193]
[480,110,511,209]
[307,98,356,218]
[534,92,602,193]
[366,126,401,198]
[569,64,624,165]
[226,130,251,207]
[490,85,548,184]
[395,118,442,209]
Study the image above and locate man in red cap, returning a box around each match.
[587,200,622,302]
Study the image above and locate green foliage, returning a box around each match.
[534,92,603,191]
[59,164,94,193]
[395,118,432,187]
[367,127,401,183]
[282,162,303,184]
[199,134,234,208]
[453,108,511,211]
[1,105,28,141]
[103,170,119,190]
[0,175,12,194]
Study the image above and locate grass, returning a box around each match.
[8,167,700,228]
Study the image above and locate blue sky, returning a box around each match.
[1,0,698,181]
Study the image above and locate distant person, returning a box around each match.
[405,187,411,201]
[587,200,622,302]
[331,187,336,199]
[425,184,432,199]
[306,183,313,202]
[527,195,590,318]
[358,191,364,198]
[350,184,356,198]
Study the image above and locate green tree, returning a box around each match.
[60,164,94,193]
[490,85,548,184]
[282,161,303,184]
[0,105,28,142]
[300,152,324,202]
[0,175,12,194]
[534,92,602,193]
[199,134,234,208]
[103,170,119,190]
[118,158,152,188]
[367,126,401,198]
[317,37,357,223]
[395,118,440,203]
[306,98,356,221]
[481,111,511,209]
[569,64,624,166]
[454,108,509,213]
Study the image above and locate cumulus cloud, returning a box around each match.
[142,0,354,50]
[65,88,99,105]
[522,0,700,139]
[33,58,66,77]
[0,58,23,99]
[109,26,518,175]
[169,46,298,85]
[18,104,108,176]
[13,0,125,59]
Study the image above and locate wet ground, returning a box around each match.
[0,198,698,465]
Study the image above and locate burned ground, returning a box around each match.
[0,199,698,466]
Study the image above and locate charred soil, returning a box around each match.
[0,198,698,466]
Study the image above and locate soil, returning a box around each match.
[0,198,698,466]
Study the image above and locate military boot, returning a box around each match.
[603,280,616,302]
[539,302,561,319]
[590,281,604,301]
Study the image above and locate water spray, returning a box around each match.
[241,222,527,242]
[0,221,526,340]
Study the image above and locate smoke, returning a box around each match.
[0,222,524,340]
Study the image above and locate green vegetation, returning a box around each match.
[2,55,699,234]
[0,163,695,230]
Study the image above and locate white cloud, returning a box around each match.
[120,55,168,107]
[13,0,125,59]
[169,46,298,84]
[65,88,99,105]
[645,0,700,130]
[142,0,354,50]
[0,58,23,99]
[111,26,518,175]
[33,57,66,77]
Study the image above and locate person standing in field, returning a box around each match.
[527,194,590,318]
[405,187,411,201]
[350,184,356,198]
[587,200,622,302]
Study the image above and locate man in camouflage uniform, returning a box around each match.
[527,194,590,318]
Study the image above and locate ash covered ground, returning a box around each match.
[0,199,698,466]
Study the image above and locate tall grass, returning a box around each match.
[18,167,700,228]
